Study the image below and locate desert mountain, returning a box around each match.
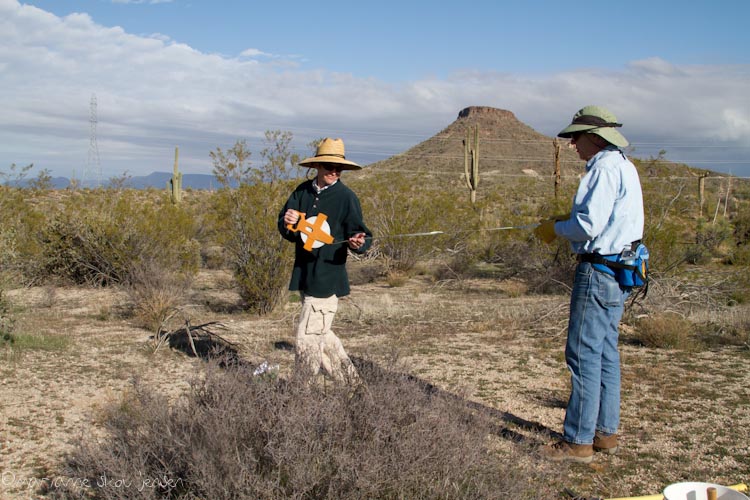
[357,106,583,181]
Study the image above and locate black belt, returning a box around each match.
[578,253,616,264]
[577,241,641,264]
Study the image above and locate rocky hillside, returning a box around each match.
[355,106,583,181]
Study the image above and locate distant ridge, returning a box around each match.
[34,172,221,190]
[360,106,582,177]
[126,172,219,190]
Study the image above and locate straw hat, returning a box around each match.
[557,105,629,148]
[298,137,362,170]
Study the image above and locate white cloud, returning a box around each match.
[0,1,748,178]
[240,48,272,58]
[111,0,174,4]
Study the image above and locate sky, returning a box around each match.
[1,0,749,183]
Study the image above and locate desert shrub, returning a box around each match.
[646,221,689,274]
[726,267,750,305]
[525,242,578,294]
[208,134,303,315]
[210,183,294,315]
[731,208,750,247]
[683,220,733,265]
[633,313,700,351]
[0,289,15,342]
[37,190,199,287]
[52,360,564,500]
[725,209,750,267]
[362,174,473,273]
[385,270,410,287]
[696,317,750,348]
[727,242,750,268]
[125,258,192,333]
[0,187,47,284]
[433,241,479,281]
[639,177,697,274]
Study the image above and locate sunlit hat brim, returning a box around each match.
[558,105,629,148]
[298,156,362,170]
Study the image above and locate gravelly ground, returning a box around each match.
[1,269,748,499]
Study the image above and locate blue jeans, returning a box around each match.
[563,262,629,445]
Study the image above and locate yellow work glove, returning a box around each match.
[534,220,557,244]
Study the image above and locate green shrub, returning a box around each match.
[727,243,750,268]
[726,209,750,266]
[38,190,200,287]
[207,133,304,315]
[0,187,47,284]
[361,173,474,273]
[211,183,294,315]
[684,220,733,265]
[0,289,15,341]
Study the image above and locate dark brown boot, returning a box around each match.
[540,440,594,464]
[593,432,618,454]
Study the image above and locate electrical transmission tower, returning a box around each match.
[84,93,102,187]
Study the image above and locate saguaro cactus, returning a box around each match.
[168,146,182,204]
[463,125,479,205]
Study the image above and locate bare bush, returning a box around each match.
[125,258,191,334]
[633,312,700,351]
[51,360,564,500]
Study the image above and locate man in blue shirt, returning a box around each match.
[535,106,644,463]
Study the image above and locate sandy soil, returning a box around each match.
[1,268,748,499]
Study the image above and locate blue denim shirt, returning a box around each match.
[555,146,644,256]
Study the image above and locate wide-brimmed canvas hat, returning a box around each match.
[557,105,629,148]
[298,137,362,170]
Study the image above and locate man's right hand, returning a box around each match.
[284,209,301,226]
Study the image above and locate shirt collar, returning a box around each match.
[313,179,337,193]
[586,145,620,171]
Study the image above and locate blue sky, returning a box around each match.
[2,0,749,180]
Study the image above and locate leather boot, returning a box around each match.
[593,432,618,454]
[540,440,594,464]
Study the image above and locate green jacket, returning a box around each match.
[278,179,372,298]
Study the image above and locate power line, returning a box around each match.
[365,167,750,180]
[344,151,750,165]
[244,125,750,151]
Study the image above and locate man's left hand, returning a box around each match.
[348,233,366,250]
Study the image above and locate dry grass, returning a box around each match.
[1,264,749,499]
[633,313,700,350]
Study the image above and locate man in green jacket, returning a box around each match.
[278,138,372,383]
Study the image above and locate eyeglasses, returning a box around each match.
[321,164,345,172]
